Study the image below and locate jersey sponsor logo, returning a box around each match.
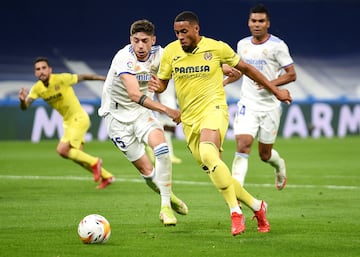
[44,92,62,103]
[136,73,151,82]
[174,65,210,74]
[245,58,267,71]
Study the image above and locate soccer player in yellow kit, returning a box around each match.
[18,57,115,189]
[150,11,292,236]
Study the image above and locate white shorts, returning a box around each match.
[233,104,282,144]
[104,111,163,162]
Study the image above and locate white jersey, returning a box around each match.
[98,44,163,122]
[237,34,293,111]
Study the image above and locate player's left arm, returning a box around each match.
[235,59,292,103]
[271,42,297,87]
[271,64,296,87]
[77,74,106,82]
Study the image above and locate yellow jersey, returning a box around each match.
[28,73,85,121]
[158,36,240,125]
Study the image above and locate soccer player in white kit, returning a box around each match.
[231,4,296,190]
[98,19,188,226]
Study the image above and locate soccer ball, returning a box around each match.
[77,214,111,244]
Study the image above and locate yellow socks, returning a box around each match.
[199,142,239,210]
[232,177,261,211]
[198,141,261,212]
[68,148,113,179]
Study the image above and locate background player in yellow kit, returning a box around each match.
[18,57,115,189]
[150,11,292,236]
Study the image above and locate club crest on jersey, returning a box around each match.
[150,65,157,74]
[55,84,60,91]
[203,52,213,61]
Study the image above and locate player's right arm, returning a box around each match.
[18,88,34,110]
[235,60,292,103]
[121,73,181,124]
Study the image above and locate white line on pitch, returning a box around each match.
[0,175,358,190]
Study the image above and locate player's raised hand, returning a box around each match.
[18,88,28,101]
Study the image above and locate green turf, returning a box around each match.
[0,137,359,257]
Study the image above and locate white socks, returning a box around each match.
[142,143,172,207]
[154,143,172,207]
[232,152,249,186]
[267,149,281,171]
[163,131,174,157]
[232,149,283,185]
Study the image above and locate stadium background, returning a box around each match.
[1,0,359,140]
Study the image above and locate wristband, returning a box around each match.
[138,95,147,106]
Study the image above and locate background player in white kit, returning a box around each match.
[98,19,188,226]
[230,4,297,190]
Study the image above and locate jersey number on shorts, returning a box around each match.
[111,137,126,149]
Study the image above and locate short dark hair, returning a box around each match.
[250,3,270,20]
[34,57,50,66]
[130,19,155,36]
[174,11,199,25]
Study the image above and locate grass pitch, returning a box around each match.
[0,137,359,257]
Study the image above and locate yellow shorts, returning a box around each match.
[182,105,229,165]
[61,113,90,149]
